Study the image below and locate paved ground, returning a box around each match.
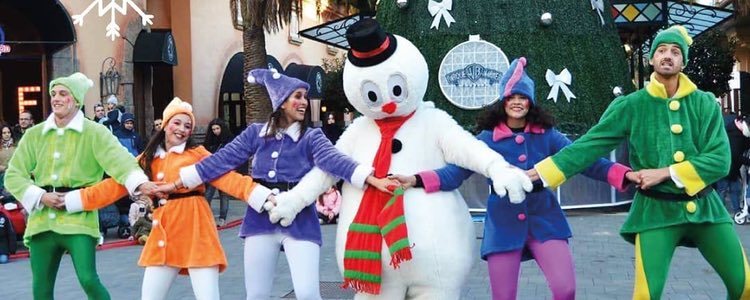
[2,199,749,299]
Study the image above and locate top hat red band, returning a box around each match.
[351,37,391,59]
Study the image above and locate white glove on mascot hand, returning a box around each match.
[487,160,533,204]
[268,190,307,227]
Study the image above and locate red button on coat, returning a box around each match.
[517,213,526,221]
[518,154,527,162]
[515,135,525,144]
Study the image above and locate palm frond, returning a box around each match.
[242,0,304,33]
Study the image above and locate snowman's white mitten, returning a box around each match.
[487,159,533,204]
[268,190,307,227]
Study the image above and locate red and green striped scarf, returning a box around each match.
[342,112,414,295]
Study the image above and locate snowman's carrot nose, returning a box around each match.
[382,102,397,114]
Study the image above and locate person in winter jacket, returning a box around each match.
[114,112,144,157]
[0,209,17,264]
[315,186,341,224]
[203,118,234,226]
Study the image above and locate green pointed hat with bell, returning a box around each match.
[649,25,693,66]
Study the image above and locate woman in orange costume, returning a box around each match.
[63,97,265,300]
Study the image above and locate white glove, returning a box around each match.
[487,160,533,204]
[268,190,307,227]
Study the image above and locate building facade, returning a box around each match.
[0,0,347,136]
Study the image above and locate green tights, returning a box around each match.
[633,223,750,300]
[28,231,110,300]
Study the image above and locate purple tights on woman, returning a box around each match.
[487,237,575,300]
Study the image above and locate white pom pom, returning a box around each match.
[272,72,281,80]
[179,102,193,111]
[247,74,256,84]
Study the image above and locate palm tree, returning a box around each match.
[230,0,376,124]
[231,0,303,123]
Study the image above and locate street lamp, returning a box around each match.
[100,57,121,98]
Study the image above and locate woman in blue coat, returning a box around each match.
[393,57,633,300]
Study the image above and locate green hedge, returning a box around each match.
[376,0,631,134]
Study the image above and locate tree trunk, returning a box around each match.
[243,23,272,124]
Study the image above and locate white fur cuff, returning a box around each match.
[64,190,84,213]
[180,165,204,189]
[20,185,45,213]
[124,171,150,195]
[350,165,373,189]
[248,184,273,213]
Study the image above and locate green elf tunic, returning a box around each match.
[535,73,731,244]
[5,110,148,245]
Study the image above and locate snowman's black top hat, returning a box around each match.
[346,19,398,67]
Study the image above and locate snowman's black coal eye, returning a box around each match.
[388,74,408,102]
[360,81,382,107]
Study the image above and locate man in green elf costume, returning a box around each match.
[528,25,750,299]
[4,72,157,299]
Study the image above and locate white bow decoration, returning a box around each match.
[428,0,456,30]
[590,0,605,26]
[546,69,577,103]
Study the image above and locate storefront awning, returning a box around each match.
[133,31,178,65]
[612,1,734,39]
[299,13,374,50]
[0,0,76,54]
[285,63,325,99]
[220,54,281,93]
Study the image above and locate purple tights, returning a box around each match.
[487,238,575,300]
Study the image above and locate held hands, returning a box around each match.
[366,175,401,194]
[262,194,277,211]
[41,192,66,209]
[488,162,533,204]
[268,191,306,227]
[525,169,540,182]
[387,174,417,189]
[137,181,167,199]
[146,180,185,199]
[627,167,670,190]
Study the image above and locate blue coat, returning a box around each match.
[429,123,628,260]
[194,122,363,245]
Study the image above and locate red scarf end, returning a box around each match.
[342,279,381,295]
[389,248,413,269]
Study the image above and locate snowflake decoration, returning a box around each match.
[73,0,154,41]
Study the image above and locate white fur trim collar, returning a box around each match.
[42,110,85,134]
[258,121,302,142]
[155,142,186,159]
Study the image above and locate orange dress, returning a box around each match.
[78,145,258,274]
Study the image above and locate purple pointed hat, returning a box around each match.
[247,68,310,112]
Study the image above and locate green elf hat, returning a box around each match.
[649,25,693,66]
[49,72,94,107]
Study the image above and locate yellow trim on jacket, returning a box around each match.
[645,72,697,99]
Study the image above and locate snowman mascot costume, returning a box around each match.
[268,19,532,299]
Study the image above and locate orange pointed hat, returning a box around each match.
[162,97,195,125]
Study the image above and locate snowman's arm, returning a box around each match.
[435,112,509,176]
[285,167,337,206]
[285,120,367,204]
[331,116,362,156]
